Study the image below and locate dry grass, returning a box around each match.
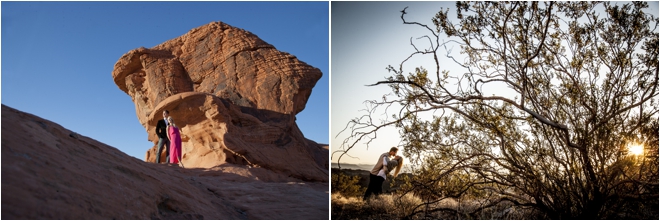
[331,192,541,219]
[331,193,425,219]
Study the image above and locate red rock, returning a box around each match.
[1,104,328,219]
[112,21,327,181]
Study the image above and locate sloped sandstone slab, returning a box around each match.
[1,105,328,219]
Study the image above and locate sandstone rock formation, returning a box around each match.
[1,104,328,219]
[112,21,327,181]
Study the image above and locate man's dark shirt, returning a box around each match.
[156,119,168,139]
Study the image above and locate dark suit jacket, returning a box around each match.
[156,119,168,140]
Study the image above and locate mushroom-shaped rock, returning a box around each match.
[112,21,326,181]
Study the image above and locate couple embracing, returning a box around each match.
[155,110,183,166]
[363,147,404,200]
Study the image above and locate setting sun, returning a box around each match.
[627,143,644,156]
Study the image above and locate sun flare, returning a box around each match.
[627,143,644,156]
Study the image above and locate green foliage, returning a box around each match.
[331,173,366,198]
[339,1,659,219]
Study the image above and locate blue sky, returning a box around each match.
[2,1,329,160]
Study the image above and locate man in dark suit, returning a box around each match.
[156,110,170,163]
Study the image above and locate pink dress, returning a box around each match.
[168,126,182,164]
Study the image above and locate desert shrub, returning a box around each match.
[332,191,427,219]
[363,194,394,218]
[331,193,368,219]
[337,1,659,219]
[332,179,544,219]
[333,191,548,219]
[331,173,366,198]
[388,193,424,218]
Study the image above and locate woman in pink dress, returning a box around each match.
[166,116,183,166]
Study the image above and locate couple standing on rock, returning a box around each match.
[155,110,183,167]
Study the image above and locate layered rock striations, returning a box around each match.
[112,21,327,181]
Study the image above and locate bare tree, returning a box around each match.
[335,2,658,219]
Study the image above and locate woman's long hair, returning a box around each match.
[393,156,404,177]
[167,116,177,128]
